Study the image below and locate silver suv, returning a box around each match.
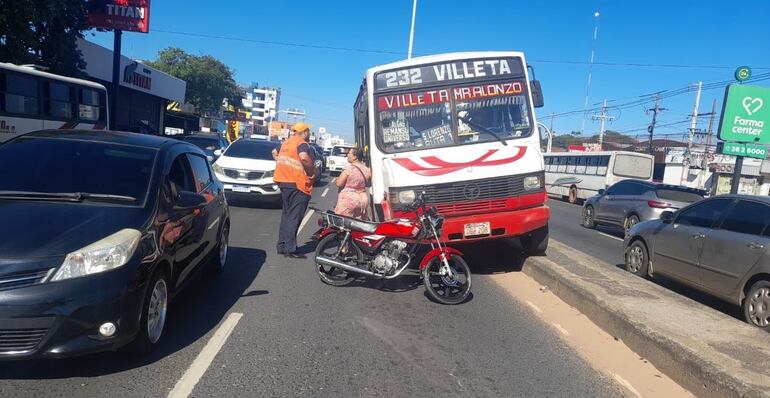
[582,180,706,234]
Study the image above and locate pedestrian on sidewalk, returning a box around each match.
[334,147,371,220]
[272,122,316,258]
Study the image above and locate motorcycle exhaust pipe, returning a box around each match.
[315,255,378,277]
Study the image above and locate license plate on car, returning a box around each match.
[232,185,251,193]
[464,222,490,237]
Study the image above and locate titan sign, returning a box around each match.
[718,84,770,144]
[87,0,151,33]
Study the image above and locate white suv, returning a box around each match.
[212,139,281,204]
[327,145,352,175]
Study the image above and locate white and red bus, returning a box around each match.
[354,51,550,253]
[0,62,109,143]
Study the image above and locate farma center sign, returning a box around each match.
[718,84,770,144]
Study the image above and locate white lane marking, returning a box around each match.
[597,231,623,241]
[321,187,329,197]
[168,312,243,398]
[206,217,220,231]
[612,373,642,398]
[525,300,543,313]
[297,209,315,237]
[552,323,570,336]
[331,177,336,184]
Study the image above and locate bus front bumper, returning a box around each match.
[440,204,550,242]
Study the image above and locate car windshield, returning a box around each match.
[377,81,532,153]
[183,136,221,151]
[0,137,156,203]
[332,146,351,156]
[224,140,277,160]
[656,188,705,203]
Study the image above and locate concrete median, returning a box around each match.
[522,240,770,398]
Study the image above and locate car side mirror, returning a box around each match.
[598,189,605,196]
[530,80,544,108]
[174,191,206,210]
[214,149,223,157]
[660,211,674,224]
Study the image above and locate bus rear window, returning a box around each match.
[613,154,652,179]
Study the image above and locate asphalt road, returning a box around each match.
[0,175,625,397]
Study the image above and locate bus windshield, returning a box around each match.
[377,81,532,153]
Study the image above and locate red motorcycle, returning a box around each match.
[311,193,471,305]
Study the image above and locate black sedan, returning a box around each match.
[0,130,230,359]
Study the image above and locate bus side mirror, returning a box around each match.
[530,80,544,108]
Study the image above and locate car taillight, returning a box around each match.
[648,200,672,209]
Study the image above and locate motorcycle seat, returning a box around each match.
[330,214,378,233]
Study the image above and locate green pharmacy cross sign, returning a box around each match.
[718,84,770,144]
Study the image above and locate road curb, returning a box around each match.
[521,241,770,398]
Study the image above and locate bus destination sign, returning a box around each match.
[374,58,524,91]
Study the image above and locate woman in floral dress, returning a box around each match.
[334,147,371,220]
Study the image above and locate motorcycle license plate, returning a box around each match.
[464,222,490,237]
[232,185,251,193]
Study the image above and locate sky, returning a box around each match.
[89,0,770,142]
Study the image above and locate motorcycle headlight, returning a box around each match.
[398,190,415,204]
[212,163,224,175]
[524,176,541,190]
[51,229,141,282]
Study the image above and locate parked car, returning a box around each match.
[0,130,230,358]
[624,195,770,328]
[212,139,281,204]
[582,180,706,234]
[327,145,353,175]
[181,133,229,163]
[309,143,326,174]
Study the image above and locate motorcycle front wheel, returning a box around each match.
[422,254,472,305]
[315,233,360,287]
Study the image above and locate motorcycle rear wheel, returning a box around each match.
[315,233,359,287]
[422,254,472,305]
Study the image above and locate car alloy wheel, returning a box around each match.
[626,245,644,273]
[147,278,168,344]
[219,224,229,269]
[583,206,595,228]
[747,286,770,328]
[625,215,639,235]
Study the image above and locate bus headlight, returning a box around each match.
[397,190,416,204]
[524,176,541,190]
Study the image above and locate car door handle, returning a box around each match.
[747,242,765,250]
[691,233,705,239]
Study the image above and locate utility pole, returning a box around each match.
[698,99,718,189]
[580,11,601,134]
[681,81,702,185]
[547,113,554,153]
[646,93,667,155]
[407,0,418,59]
[591,99,615,150]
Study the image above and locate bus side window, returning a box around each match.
[4,73,40,115]
[586,156,598,175]
[576,156,587,174]
[79,88,104,122]
[557,156,567,173]
[566,156,577,173]
[597,155,610,176]
[45,82,74,119]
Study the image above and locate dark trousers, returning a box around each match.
[277,185,311,254]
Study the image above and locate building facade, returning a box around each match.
[77,39,186,134]
[251,87,280,126]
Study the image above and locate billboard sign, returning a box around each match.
[87,0,151,33]
[718,84,770,144]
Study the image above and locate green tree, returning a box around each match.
[146,48,243,114]
[0,0,88,76]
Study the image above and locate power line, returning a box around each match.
[151,28,770,70]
